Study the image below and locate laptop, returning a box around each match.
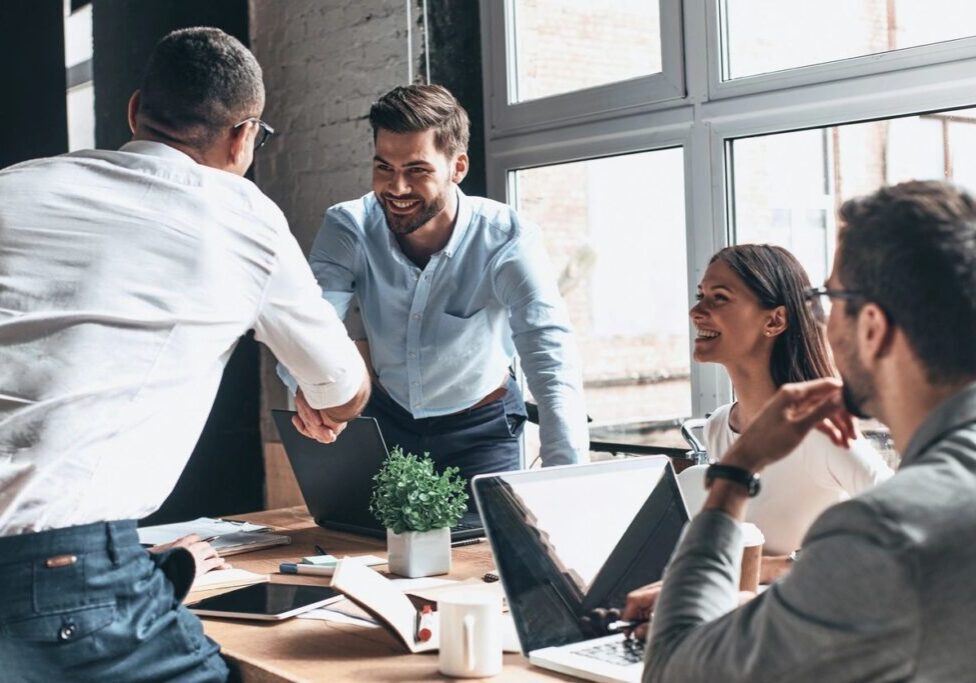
[472,456,689,683]
[272,411,485,542]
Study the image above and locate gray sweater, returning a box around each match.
[645,382,976,682]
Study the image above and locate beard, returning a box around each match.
[838,349,875,419]
[381,193,446,236]
[841,381,872,419]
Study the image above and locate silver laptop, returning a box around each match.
[472,456,688,683]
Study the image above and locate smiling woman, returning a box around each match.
[687,244,892,555]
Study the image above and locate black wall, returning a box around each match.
[0,0,68,169]
[91,0,264,524]
[426,0,487,198]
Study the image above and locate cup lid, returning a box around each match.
[740,522,765,547]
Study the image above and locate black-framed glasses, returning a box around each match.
[802,286,865,304]
[233,117,275,150]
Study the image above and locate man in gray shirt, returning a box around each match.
[627,180,976,682]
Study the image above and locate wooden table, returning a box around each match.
[196,506,572,682]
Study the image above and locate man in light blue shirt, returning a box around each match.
[287,85,588,485]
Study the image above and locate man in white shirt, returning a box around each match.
[0,28,368,682]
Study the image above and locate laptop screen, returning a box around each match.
[473,456,688,653]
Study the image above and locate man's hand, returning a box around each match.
[293,389,348,443]
[149,534,230,578]
[621,580,662,641]
[723,377,855,474]
[622,580,758,641]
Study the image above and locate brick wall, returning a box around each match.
[249,0,424,253]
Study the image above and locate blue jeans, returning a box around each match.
[0,520,229,682]
[364,375,526,508]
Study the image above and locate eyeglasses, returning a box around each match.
[233,117,275,150]
[802,286,865,305]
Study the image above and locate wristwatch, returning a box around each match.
[705,463,761,497]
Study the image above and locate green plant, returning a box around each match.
[369,446,468,534]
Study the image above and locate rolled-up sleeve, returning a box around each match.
[253,226,366,410]
[308,207,361,321]
[492,227,589,466]
[645,503,919,683]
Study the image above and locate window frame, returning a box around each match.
[481,0,686,138]
[481,0,976,420]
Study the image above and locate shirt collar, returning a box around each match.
[119,140,197,164]
[900,380,976,466]
[441,187,471,259]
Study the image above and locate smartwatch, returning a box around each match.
[705,463,761,497]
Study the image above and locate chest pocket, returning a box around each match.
[438,308,489,354]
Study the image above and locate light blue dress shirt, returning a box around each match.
[296,189,589,466]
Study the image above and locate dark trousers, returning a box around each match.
[364,375,527,508]
[0,520,229,683]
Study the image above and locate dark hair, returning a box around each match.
[138,27,264,149]
[838,180,976,384]
[711,244,834,387]
[369,84,470,157]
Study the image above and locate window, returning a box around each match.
[511,0,662,103]
[64,0,94,151]
[513,149,689,425]
[721,0,976,80]
[482,0,976,443]
[730,107,976,291]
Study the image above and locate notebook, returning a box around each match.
[472,456,689,683]
[272,411,485,542]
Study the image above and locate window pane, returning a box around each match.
[722,0,976,80]
[729,107,976,467]
[512,0,662,103]
[513,149,690,433]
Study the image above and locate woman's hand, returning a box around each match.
[149,534,231,578]
[759,554,793,584]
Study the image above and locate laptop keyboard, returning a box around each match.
[572,638,645,666]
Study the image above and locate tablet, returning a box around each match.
[186,582,342,620]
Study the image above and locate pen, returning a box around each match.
[416,605,435,642]
[279,562,336,576]
[607,619,649,633]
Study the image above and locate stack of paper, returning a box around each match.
[137,517,290,557]
[137,517,273,546]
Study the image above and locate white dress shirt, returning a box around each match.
[0,141,365,535]
[704,403,893,553]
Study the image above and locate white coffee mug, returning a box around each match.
[438,590,502,678]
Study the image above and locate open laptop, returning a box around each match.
[472,456,689,683]
[272,410,485,542]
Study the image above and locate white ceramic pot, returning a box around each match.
[386,527,451,578]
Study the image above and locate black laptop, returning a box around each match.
[272,410,485,542]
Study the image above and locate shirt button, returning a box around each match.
[408,352,416,359]
[412,381,419,386]
[412,313,421,320]
[58,622,77,641]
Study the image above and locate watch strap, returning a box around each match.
[705,463,761,497]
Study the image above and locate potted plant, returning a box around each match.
[369,446,468,578]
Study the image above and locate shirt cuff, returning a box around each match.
[276,362,300,397]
